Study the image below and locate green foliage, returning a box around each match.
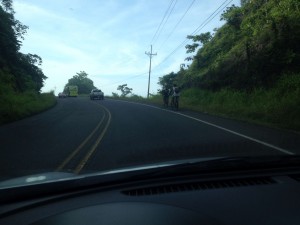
[0,1,51,124]
[157,72,177,91]
[155,0,300,131]
[130,94,144,100]
[179,73,300,130]
[0,0,46,94]
[111,92,119,98]
[186,32,212,51]
[117,84,133,97]
[1,0,13,13]
[160,0,300,92]
[240,0,250,7]
[220,5,243,29]
[65,71,96,94]
[185,32,212,62]
[0,88,56,125]
[112,73,300,130]
[108,92,152,105]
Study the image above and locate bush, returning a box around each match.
[179,73,300,130]
[0,90,57,125]
[109,73,300,130]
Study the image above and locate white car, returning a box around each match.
[90,89,104,100]
[58,92,67,98]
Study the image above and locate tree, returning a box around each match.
[65,71,96,94]
[0,0,46,92]
[1,0,13,13]
[0,0,28,41]
[185,32,212,66]
[17,53,47,91]
[220,5,243,29]
[0,4,20,66]
[158,0,300,92]
[240,0,250,6]
[111,92,119,98]
[117,84,132,97]
[158,72,177,91]
[185,32,212,54]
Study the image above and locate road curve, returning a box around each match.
[0,97,108,179]
[0,97,299,179]
[83,99,300,173]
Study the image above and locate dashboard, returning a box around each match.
[0,167,300,225]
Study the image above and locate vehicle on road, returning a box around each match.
[65,85,78,97]
[1,1,299,225]
[58,92,67,98]
[90,89,104,100]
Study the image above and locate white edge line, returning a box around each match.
[109,99,295,155]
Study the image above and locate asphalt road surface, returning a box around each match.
[0,97,299,179]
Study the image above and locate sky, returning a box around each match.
[13,0,240,97]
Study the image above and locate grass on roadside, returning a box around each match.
[109,73,300,131]
[0,90,57,125]
[180,73,300,130]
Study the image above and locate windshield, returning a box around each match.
[0,0,299,186]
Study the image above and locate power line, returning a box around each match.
[158,0,196,50]
[151,0,178,46]
[153,0,178,46]
[102,0,233,89]
[191,0,233,36]
[153,0,233,72]
[96,2,174,90]
[101,72,148,88]
[151,0,174,44]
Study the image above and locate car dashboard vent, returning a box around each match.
[122,177,276,196]
[290,174,300,182]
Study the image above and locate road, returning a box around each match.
[0,97,299,179]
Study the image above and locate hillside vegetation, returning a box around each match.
[0,0,55,124]
[158,0,300,130]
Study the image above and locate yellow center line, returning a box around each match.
[74,105,112,174]
[56,108,106,171]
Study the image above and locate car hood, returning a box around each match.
[1,155,299,189]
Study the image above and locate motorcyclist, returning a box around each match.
[171,84,180,109]
[161,86,170,107]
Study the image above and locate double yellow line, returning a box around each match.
[56,104,111,174]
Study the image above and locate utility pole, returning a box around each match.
[145,45,157,99]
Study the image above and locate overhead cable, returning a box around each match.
[153,0,233,71]
[101,72,148,88]
[152,0,178,46]
[158,0,196,50]
[150,0,175,44]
